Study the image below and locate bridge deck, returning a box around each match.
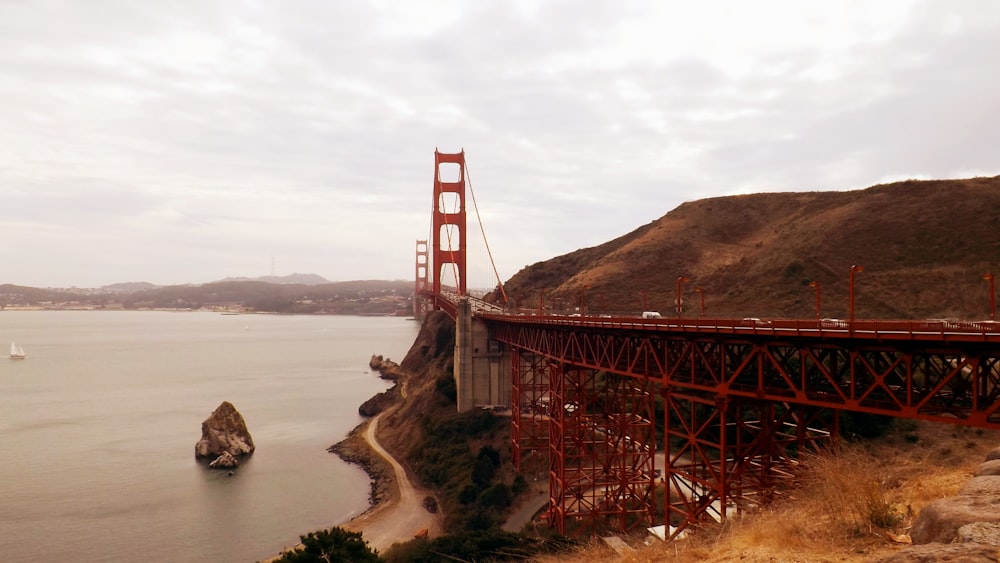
[480,311,1000,428]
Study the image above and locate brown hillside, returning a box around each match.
[496,176,1000,320]
[378,310,456,459]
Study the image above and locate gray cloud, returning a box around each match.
[1,0,998,288]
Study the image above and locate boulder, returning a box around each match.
[956,522,1000,546]
[195,401,255,465]
[974,459,1000,477]
[875,542,1000,562]
[209,451,240,469]
[369,354,405,380]
[959,476,1000,496]
[910,495,1000,544]
[897,447,1000,560]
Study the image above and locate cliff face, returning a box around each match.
[329,310,459,511]
[377,311,456,459]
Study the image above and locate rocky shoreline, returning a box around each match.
[327,354,406,510]
[327,422,394,509]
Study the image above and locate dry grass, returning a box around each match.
[533,420,1000,563]
[498,176,1000,320]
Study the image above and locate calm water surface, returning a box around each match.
[0,310,418,562]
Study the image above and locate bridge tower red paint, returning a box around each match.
[432,150,467,301]
[414,239,429,319]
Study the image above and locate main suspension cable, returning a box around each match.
[465,162,509,305]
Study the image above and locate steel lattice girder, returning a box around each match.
[545,363,656,535]
[663,389,835,539]
[491,323,1000,428]
[512,349,551,471]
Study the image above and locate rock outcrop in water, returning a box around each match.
[209,451,240,469]
[195,401,255,469]
[369,354,404,380]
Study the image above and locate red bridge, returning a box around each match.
[415,150,1000,538]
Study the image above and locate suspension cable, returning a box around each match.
[466,162,509,305]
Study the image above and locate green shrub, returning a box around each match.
[479,483,513,509]
[272,527,380,563]
[512,474,528,495]
[382,530,576,563]
[458,484,478,504]
[434,372,457,402]
[472,454,498,488]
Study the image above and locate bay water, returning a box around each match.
[0,310,418,562]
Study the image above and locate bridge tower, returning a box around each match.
[432,149,467,300]
[414,239,429,319]
[425,150,511,412]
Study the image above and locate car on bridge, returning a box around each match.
[978,321,1000,332]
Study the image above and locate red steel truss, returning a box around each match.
[487,315,1000,427]
[545,363,656,535]
[511,348,550,471]
[485,314,1000,534]
[420,151,1000,537]
[663,390,834,537]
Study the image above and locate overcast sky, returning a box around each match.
[2,1,998,288]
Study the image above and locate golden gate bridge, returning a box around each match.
[414,150,1000,538]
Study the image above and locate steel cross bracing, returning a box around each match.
[511,348,550,470]
[418,152,1000,538]
[663,392,834,537]
[485,315,1000,426]
[483,313,1000,537]
[545,364,657,535]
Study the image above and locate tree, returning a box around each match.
[273,527,381,563]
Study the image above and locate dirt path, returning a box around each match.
[342,410,443,553]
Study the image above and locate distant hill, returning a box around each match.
[217,273,332,285]
[0,279,415,315]
[99,282,160,293]
[494,176,1000,320]
[118,279,414,314]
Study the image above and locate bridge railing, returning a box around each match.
[424,287,1000,341]
[475,313,1000,343]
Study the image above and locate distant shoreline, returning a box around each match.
[0,307,413,317]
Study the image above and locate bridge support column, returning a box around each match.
[663,389,836,538]
[512,348,550,472]
[546,365,656,535]
[454,297,511,412]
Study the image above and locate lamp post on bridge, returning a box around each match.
[676,276,690,318]
[986,273,996,321]
[538,288,547,316]
[580,284,590,316]
[694,287,705,317]
[849,265,863,323]
[808,281,821,320]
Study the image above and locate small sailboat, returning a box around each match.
[10,341,25,359]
